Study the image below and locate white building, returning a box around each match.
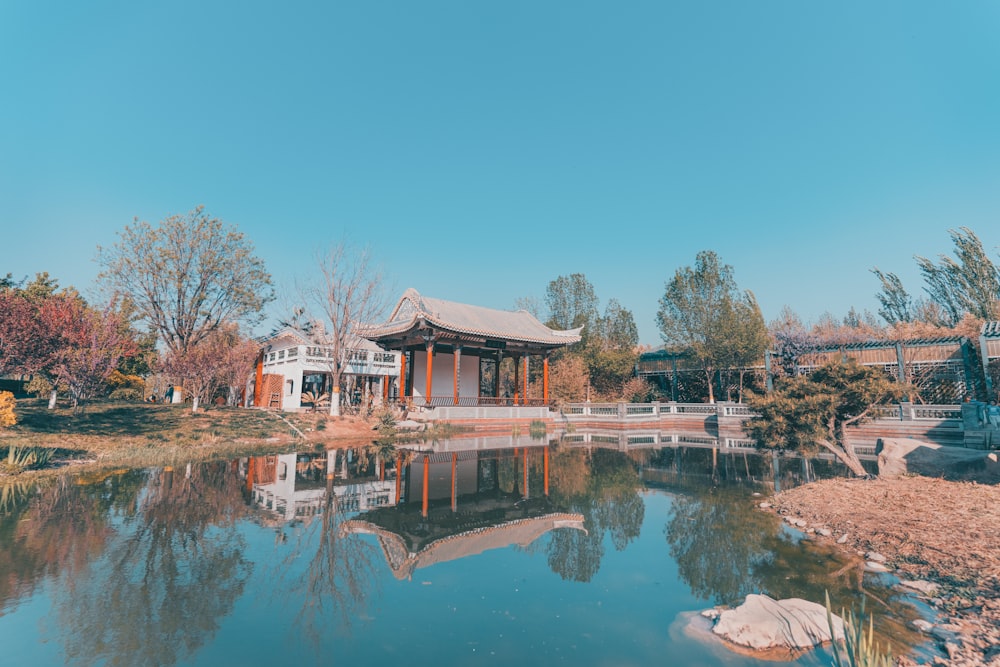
[251,327,402,411]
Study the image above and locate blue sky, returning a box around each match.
[2,1,999,346]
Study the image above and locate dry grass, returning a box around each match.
[0,399,380,481]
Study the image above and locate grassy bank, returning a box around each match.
[0,400,379,480]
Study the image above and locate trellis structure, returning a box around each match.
[792,336,979,403]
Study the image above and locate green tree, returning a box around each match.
[97,206,274,355]
[871,268,914,325]
[545,273,599,334]
[914,227,1000,326]
[656,251,766,403]
[745,360,908,477]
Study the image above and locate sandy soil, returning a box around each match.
[769,449,1000,666]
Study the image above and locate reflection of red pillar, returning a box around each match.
[422,454,429,517]
[451,452,457,512]
[544,446,549,496]
[396,451,404,504]
[523,448,529,498]
[246,457,255,492]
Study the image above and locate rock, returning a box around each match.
[899,580,940,596]
[912,619,934,633]
[866,551,887,563]
[758,502,771,509]
[816,527,832,537]
[878,437,994,479]
[701,608,721,620]
[836,533,849,544]
[865,561,892,573]
[709,594,845,652]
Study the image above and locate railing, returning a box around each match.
[399,396,548,408]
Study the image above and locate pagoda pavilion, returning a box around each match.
[360,288,582,407]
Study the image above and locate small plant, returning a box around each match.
[826,591,893,667]
[374,408,397,436]
[529,419,548,439]
[2,445,54,473]
[301,391,331,412]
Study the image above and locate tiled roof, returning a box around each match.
[982,321,1000,337]
[360,288,582,345]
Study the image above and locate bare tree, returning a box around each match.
[294,243,389,417]
[97,206,273,355]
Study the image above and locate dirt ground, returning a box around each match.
[769,447,1000,666]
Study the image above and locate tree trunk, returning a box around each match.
[818,438,868,477]
[48,389,57,410]
[329,386,341,417]
[192,395,200,413]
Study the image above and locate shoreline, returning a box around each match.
[768,475,1000,666]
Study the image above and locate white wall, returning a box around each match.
[412,350,482,400]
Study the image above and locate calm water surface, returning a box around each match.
[0,433,932,666]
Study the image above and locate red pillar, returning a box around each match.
[513,354,520,405]
[523,355,529,405]
[424,343,434,407]
[400,352,407,400]
[543,354,550,405]
[453,347,461,405]
[253,351,265,407]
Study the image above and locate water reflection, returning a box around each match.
[0,429,926,665]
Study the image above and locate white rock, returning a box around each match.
[836,533,849,544]
[759,502,771,509]
[899,580,940,596]
[816,528,832,537]
[912,619,934,633]
[866,551,887,563]
[710,594,845,652]
[865,561,892,573]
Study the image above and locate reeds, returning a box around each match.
[826,591,894,667]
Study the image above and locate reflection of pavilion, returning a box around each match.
[344,436,586,579]
[248,452,398,522]
[344,503,586,580]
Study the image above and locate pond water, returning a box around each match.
[0,432,934,666]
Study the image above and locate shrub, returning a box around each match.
[0,391,15,428]
[25,376,52,398]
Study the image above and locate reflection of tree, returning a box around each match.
[665,487,780,605]
[277,472,381,647]
[0,472,145,617]
[53,462,252,667]
[545,447,644,582]
[664,481,924,653]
